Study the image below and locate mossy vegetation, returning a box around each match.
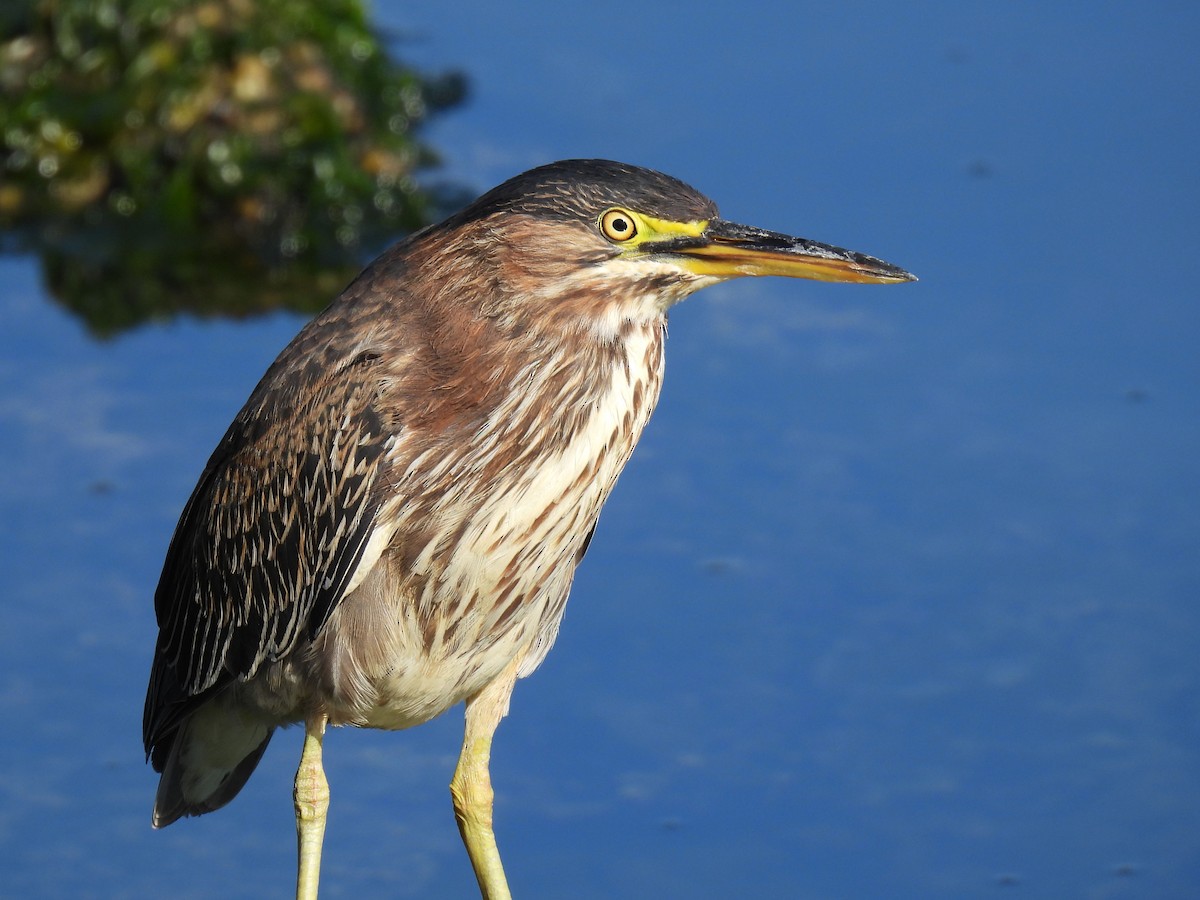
[1,0,466,334]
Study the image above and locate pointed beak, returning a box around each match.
[669,219,916,285]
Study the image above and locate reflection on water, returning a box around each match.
[0,0,467,335]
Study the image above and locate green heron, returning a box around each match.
[143,159,914,899]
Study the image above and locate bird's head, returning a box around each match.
[424,159,915,339]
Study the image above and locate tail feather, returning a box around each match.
[152,696,275,828]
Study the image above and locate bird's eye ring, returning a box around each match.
[599,208,638,242]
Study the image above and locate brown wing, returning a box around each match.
[143,348,392,765]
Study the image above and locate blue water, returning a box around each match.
[1,2,1197,897]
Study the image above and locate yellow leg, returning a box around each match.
[294,713,330,900]
[450,656,523,900]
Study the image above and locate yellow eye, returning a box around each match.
[599,208,638,242]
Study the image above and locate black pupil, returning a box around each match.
[611,216,629,234]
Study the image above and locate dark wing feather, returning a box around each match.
[143,350,392,761]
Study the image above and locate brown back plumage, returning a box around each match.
[143,161,692,818]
